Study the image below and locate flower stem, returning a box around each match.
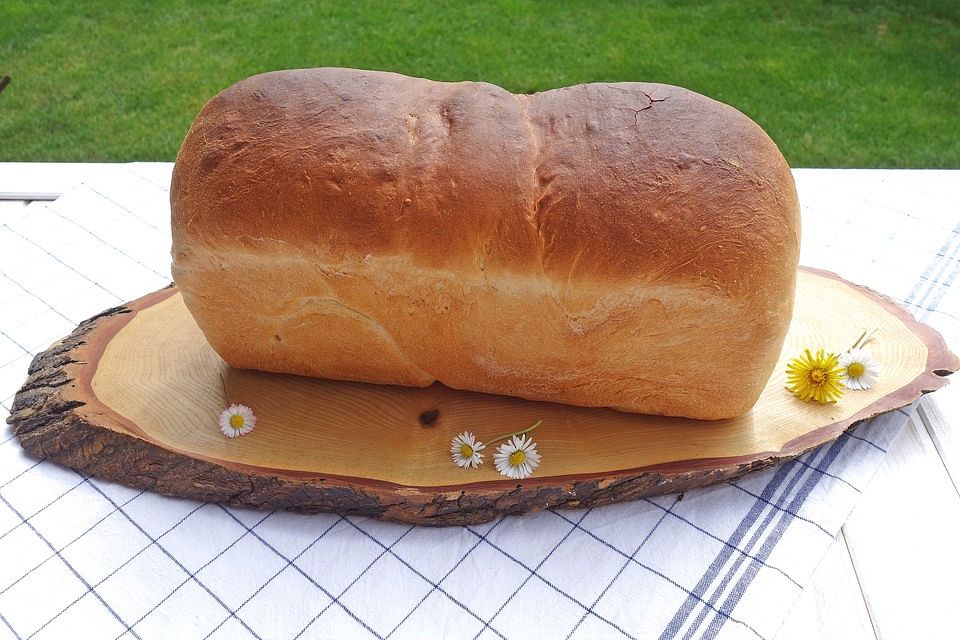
[488,420,543,446]
[849,328,877,351]
[849,329,867,351]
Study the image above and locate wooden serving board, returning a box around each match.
[8,267,957,525]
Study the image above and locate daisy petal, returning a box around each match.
[218,404,257,438]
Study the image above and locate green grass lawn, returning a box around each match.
[1,0,957,167]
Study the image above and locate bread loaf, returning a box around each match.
[171,68,800,420]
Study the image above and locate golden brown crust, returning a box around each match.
[171,68,800,419]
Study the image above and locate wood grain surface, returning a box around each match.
[7,267,958,524]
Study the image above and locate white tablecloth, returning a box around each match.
[0,165,957,640]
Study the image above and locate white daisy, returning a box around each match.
[219,404,257,438]
[494,434,541,479]
[450,432,485,468]
[839,348,880,390]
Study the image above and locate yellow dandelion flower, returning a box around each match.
[786,349,846,404]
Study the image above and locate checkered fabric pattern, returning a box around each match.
[0,165,957,640]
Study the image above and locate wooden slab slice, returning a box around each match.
[7,267,958,525]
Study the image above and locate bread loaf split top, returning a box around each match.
[171,68,801,420]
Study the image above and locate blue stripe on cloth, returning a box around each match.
[698,434,851,639]
[292,524,415,640]
[792,457,861,493]
[386,517,509,639]
[114,509,275,640]
[0,488,146,600]
[923,238,960,321]
[564,496,682,640]
[77,480,264,640]
[45,208,167,278]
[684,441,843,640]
[202,513,344,640]
[0,460,42,491]
[0,328,32,357]
[0,267,75,324]
[920,309,960,325]
[216,509,388,640]
[0,225,122,301]
[549,511,765,640]
[81,184,165,232]
[683,449,840,640]
[32,500,202,639]
[676,448,830,640]
[0,492,143,640]
[472,509,594,640]
[0,474,90,543]
[4,391,22,412]
[904,222,960,311]
[641,499,804,586]
[0,610,21,640]
[470,521,640,640]
[842,430,886,453]
[660,453,810,639]
[725,483,833,538]
[343,518,511,640]
[0,349,30,369]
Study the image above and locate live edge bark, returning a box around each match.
[7,284,958,526]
